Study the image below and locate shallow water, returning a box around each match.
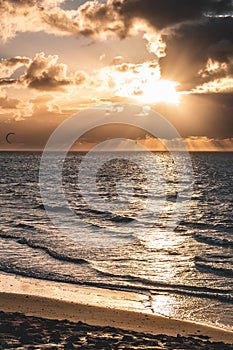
[0,151,232,329]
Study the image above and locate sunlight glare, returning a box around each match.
[101,61,180,105]
[136,79,180,104]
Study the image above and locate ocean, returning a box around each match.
[0,151,232,330]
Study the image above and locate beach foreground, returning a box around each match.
[1,311,233,350]
[0,272,232,349]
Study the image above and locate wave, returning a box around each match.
[85,208,109,216]
[34,204,70,214]
[82,207,136,223]
[34,204,46,210]
[0,232,88,265]
[180,220,233,233]
[1,231,232,300]
[195,256,233,278]
[14,223,36,230]
[0,260,232,305]
[166,194,178,202]
[110,215,135,223]
[193,231,233,248]
[180,221,209,229]
[34,204,135,224]
[0,232,232,305]
[195,262,233,278]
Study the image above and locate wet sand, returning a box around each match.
[0,272,232,348]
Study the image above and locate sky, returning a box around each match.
[0,0,233,151]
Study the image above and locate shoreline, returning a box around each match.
[0,272,232,344]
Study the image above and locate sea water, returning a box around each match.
[0,151,232,329]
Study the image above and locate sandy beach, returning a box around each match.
[0,272,232,349]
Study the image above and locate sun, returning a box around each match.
[108,62,180,105]
[135,79,180,105]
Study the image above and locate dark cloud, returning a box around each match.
[1,0,232,43]
[0,78,16,86]
[159,17,233,90]
[119,0,232,31]
[152,92,233,138]
[1,56,31,67]
[0,56,31,82]
[0,53,88,91]
[41,8,80,35]
[24,52,88,90]
[69,0,232,39]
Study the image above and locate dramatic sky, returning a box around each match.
[0,0,233,150]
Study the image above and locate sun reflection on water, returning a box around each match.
[139,229,184,250]
[152,294,180,317]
